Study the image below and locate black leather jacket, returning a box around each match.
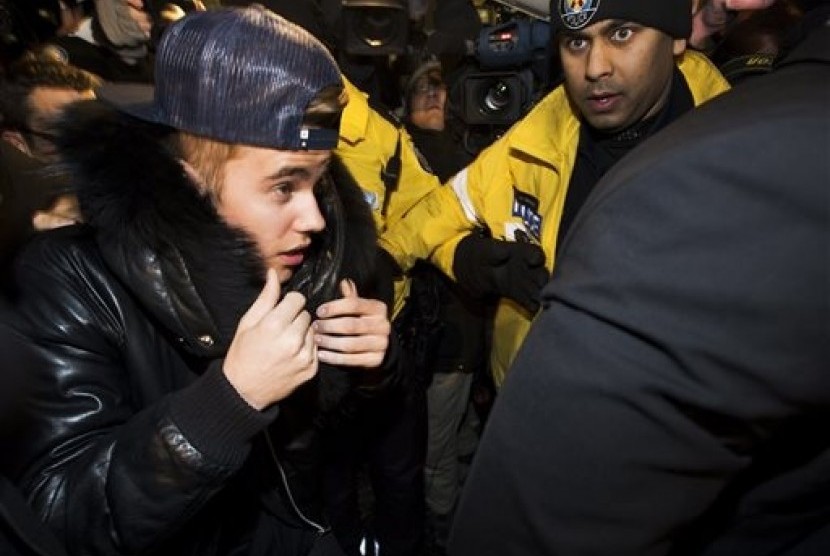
[0,102,381,556]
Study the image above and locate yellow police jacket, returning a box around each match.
[337,77,440,317]
[379,50,730,386]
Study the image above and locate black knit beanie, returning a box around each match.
[550,0,693,39]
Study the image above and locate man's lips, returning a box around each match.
[585,92,621,112]
[278,247,308,266]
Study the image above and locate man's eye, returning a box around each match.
[611,27,634,42]
[272,183,294,198]
[566,37,587,51]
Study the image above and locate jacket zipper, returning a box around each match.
[264,432,327,534]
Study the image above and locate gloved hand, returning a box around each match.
[452,233,548,314]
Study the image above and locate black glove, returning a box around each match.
[452,234,548,314]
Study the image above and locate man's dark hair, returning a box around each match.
[0,0,61,68]
[0,56,101,132]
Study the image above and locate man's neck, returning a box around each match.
[587,67,692,147]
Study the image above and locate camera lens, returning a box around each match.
[357,9,397,47]
[462,72,526,126]
[482,80,513,114]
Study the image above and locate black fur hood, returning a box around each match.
[55,100,378,357]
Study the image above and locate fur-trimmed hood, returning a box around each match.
[55,100,378,357]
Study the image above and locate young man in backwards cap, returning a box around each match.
[379,0,731,388]
[0,5,391,555]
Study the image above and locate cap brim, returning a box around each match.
[95,82,164,125]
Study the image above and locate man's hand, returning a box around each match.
[224,269,318,411]
[313,279,391,369]
[31,194,82,230]
[126,0,153,38]
[452,233,549,314]
[691,0,777,48]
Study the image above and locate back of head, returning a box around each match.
[549,0,693,39]
[96,5,344,151]
[711,1,804,85]
[0,55,100,138]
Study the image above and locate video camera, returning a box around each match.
[452,17,550,128]
[457,17,550,126]
[341,0,409,56]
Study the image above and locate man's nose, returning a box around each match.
[585,42,613,81]
[296,191,326,233]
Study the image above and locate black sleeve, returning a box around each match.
[0,234,276,554]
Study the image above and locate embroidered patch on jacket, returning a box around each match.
[558,0,600,30]
[511,186,542,242]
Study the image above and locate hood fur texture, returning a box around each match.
[55,100,378,354]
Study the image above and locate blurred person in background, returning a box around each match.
[221,0,481,112]
[690,0,778,49]
[707,0,803,84]
[0,0,157,81]
[0,56,98,277]
[400,58,487,556]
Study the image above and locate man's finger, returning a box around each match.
[726,0,776,9]
[340,278,358,299]
[318,349,386,368]
[238,269,281,328]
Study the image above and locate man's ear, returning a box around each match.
[177,158,210,196]
[673,38,688,56]
[1,130,31,156]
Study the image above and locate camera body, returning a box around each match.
[455,17,550,128]
[475,18,550,70]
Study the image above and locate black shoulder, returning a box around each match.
[367,97,403,129]
[7,225,103,298]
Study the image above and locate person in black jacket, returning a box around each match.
[0,56,99,273]
[400,58,486,556]
[0,6,392,556]
[448,3,830,555]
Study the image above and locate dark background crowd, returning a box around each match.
[0,0,812,286]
